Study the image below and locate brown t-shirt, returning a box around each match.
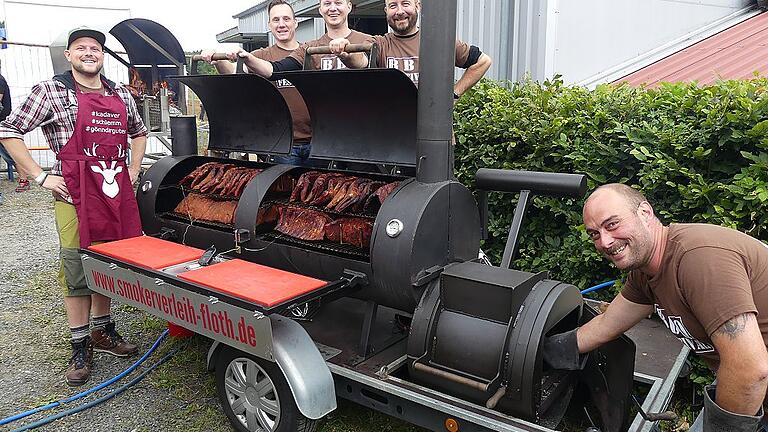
[252,45,312,143]
[622,223,768,368]
[289,30,375,71]
[373,30,471,86]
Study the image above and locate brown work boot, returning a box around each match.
[91,322,139,357]
[65,337,93,386]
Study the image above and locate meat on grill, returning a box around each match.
[325,177,359,210]
[256,204,281,226]
[174,193,237,225]
[335,179,385,213]
[303,172,344,204]
[324,218,373,249]
[275,206,333,241]
[271,174,296,195]
[290,171,322,202]
[364,181,401,211]
[178,162,264,198]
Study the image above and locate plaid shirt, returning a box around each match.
[0,71,147,175]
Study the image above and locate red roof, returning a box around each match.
[617,11,768,87]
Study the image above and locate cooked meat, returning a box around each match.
[333,178,370,213]
[303,172,344,204]
[290,171,322,202]
[211,167,248,195]
[325,177,359,210]
[174,193,237,225]
[256,204,281,226]
[365,181,401,211]
[350,181,385,213]
[198,163,234,193]
[275,206,333,241]
[324,218,373,249]
[334,179,388,213]
[270,174,296,195]
[309,175,347,207]
[180,162,217,188]
[232,170,260,197]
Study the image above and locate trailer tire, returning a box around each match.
[215,346,318,432]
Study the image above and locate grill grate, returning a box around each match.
[263,198,376,220]
[162,184,242,200]
[159,212,234,231]
[259,232,369,260]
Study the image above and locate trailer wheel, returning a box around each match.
[215,346,317,432]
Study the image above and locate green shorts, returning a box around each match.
[54,201,92,297]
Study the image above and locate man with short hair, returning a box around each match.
[0,27,146,386]
[233,0,373,77]
[545,183,768,431]
[333,0,491,96]
[203,0,313,165]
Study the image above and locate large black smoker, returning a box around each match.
[80,2,686,431]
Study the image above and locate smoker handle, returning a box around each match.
[305,43,374,55]
[190,53,233,62]
[475,168,587,198]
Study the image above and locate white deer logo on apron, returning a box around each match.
[84,143,125,199]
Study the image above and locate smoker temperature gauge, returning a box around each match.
[386,219,403,238]
[141,180,153,193]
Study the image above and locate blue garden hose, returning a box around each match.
[580,280,616,295]
[0,329,170,426]
[11,344,181,432]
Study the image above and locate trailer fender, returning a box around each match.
[206,315,337,420]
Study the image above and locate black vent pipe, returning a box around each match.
[416,0,458,183]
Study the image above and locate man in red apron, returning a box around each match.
[0,27,148,386]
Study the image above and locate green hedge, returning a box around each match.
[453,77,768,400]
[453,77,768,296]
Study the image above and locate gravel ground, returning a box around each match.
[0,179,233,432]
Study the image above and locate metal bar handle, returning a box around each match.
[412,362,489,392]
[475,168,587,198]
[305,43,373,56]
[190,53,233,62]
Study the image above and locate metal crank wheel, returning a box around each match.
[216,346,317,432]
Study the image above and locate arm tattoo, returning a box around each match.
[715,313,749,341]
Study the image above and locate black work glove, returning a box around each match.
[541,328,588,370]
[703,384,763,432]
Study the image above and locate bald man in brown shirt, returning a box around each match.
[544,183,768,431]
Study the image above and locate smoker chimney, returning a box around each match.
[416,0,458,183]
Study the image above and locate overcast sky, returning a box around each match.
[1,0,260,51]
[128,0,259,51]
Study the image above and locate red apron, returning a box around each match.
[57,80,142,248]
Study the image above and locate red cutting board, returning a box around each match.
[88,236,204,270]
[177,259,328,307]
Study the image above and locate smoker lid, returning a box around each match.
[174,74,293,154]
[109,19,186,102]
[278,68,417,166]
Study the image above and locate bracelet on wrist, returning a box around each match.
[34,171,48,186]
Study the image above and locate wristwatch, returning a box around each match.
[34,171,48,186]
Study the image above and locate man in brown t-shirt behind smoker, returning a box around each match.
[202,0,314,165]
[332,0,491,97]
[234,0,374,77]
[543,183,768,431]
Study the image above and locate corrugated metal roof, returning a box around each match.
[617,11,768,87]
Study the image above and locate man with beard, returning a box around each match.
[543,183,768,431]
[332,0,491,96]
[203,0,313,165]
[0,27,145,386]
[230,0,373,77]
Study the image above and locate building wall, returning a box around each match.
[456,0,505,81]
[227,0,760,85]
[553,0,756,85]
